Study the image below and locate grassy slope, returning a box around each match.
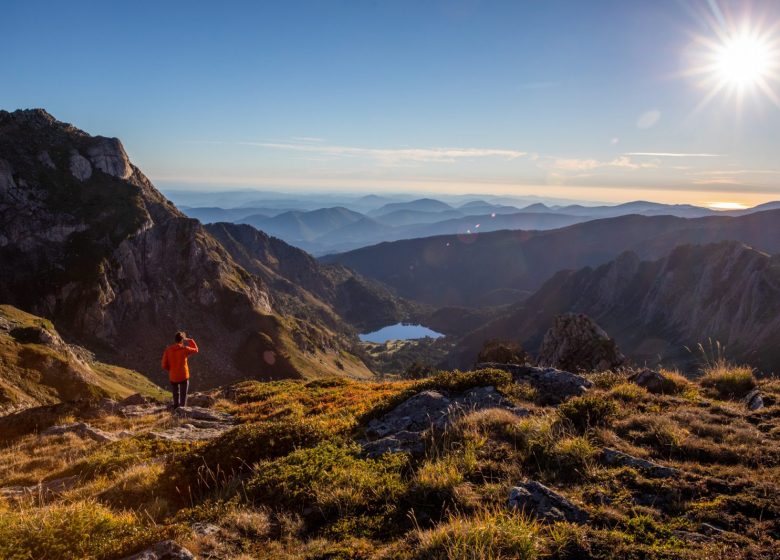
[0,364,778,559]
[0,305,167,410]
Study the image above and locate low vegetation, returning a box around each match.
[0,364,778,559]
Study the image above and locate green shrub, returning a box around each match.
[163,416,350,501]
[549,436,597,476]
[247,442,408,520]
[557,395,619,432]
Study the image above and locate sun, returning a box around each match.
[686,15,780,109]
[714,32,772,87]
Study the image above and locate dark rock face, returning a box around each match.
[362,386,528,456]
[537,314,626,372]
[508,481,589,524]
[629,369,671,394]
[476,363,592,404]
[0,109,371,387]
[600,448,680,478]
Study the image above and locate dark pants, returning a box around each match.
[171,379,189,408]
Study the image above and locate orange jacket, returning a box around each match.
[162,339,199,383]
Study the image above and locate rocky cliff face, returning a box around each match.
[0,109,371,387]
[450,242,780,372]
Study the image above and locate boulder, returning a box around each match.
[508,481,589,524]
[362,430,427,458]
[628,369,671,394]
[744,389,764,411]
[119,393,150,407]
[41,422,118,443]
[600,448,680,478]
[537,314,626,372]
[68,151,92,181]
[119,540,196,560]
[367,390,452,438]
[187,393,217,408]
[477,363,592,404]
[191,522,221,537]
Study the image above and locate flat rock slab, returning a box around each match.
[174,406,233,423]
[120,540,196,560]
[120,404,168,418]
[149,424,233,442]
[509,480,589,524]
[0,475,80,500]
[477,363,593,404]
[41,422,118,443]
[601,448,680,478]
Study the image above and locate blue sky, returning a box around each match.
[2,0,780,206]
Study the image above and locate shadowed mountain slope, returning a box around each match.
[448,242,780,373]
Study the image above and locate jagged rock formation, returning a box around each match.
[450,242,780,373]
[537,314,626,372]
[0,109,374,387]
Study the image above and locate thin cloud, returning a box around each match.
[547,155,657,171]
[250,142,528,164]
[626,152,721,157]
[291,136,325,143]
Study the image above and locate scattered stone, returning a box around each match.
[120,403,167,418]
[673,530,711,543]
[119,540,196,560]
[97,397,119,413]
[698,522,726,536]
[187,393,216,408]
[119,393,150,407]
[191,522,221,537]
[744,389,764,411]
[508,481,589,524]
[0,475,80,500]
[477,363,592,404]
[41,422,118,443]
[537,313,626,372]
[600,448,680,478]
[149,424,233,442]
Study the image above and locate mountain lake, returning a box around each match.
[359,323,444,343]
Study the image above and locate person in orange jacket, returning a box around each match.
[161,331,199,409]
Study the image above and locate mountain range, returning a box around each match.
[325,210,780,307]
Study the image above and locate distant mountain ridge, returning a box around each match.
[324,210,780,306]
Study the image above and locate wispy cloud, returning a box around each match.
[291,136,325,143]
[546,155,658,171]
[625,152,721,157]
[248,141,528,164]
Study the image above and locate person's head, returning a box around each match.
[174,331,186,344]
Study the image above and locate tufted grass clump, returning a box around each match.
[699,365,756,400]
[247,442,408,522]
[557,394,619,432]
[0,499,167,560]
[608,382,648,402]
[412,507,540,560]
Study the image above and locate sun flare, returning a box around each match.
[688,17,780,109]
[708,201,748,210]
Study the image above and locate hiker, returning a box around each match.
[161,331,199,409]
